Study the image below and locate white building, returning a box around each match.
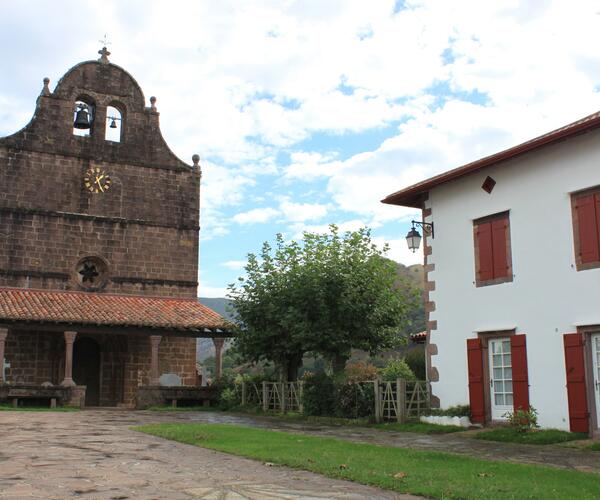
[383,111,600,434]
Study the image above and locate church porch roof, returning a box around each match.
[0,288,232,335]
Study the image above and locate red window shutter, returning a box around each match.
[563,333,589,433]
[476,222,494,281]
[491,218,509,278]
[510,335,529,411]
[576,193,600,264]
[467,338,485,424]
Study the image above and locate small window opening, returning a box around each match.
[105,106,122,142]
[482,176,496,194]
[73,100,94,137]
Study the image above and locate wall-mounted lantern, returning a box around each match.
[406,220,434,252]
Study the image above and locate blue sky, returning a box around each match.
[1,1,600,296]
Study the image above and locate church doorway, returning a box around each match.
[73,337,101,407]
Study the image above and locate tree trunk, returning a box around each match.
[286,355,303,381]
[331,353,349,376]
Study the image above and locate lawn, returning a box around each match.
[268,412,464,433]
[146,405,217,412]
[583,442,600,452]
[474,427,587,445]
[0,403,79,412]
[135,423,600,499]
[374,421,465,434]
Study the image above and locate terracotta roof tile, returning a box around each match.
[0,288,231,332]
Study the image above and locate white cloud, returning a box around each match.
[278,199,328,222]
[220,260,247,270]
[233,207,279,224]
[3,0,600,293]
[283,151,340,180]
[199,284,229,298]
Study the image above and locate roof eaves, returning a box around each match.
[381,110,600,208]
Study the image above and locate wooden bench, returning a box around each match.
[2,385,70,408]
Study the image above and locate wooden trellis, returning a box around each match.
[241,381,303,413]
[240,382,263,407]
[374,379,430,423]
[241,378,428,421]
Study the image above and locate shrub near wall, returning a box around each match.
[336,382,375,419]
[302,372,337,416]
[302,372,375,419]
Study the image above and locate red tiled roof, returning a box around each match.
[0,288,230,333]
[382,110,600,208]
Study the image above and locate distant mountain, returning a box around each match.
[196,297,234,362]
[199,297,234,320]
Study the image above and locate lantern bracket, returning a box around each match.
[411,220,434,239]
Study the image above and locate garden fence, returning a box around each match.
[374,379,430,423]
[241,381,304,413]
[240,378,429,422]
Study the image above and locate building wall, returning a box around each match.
[427,128,600,430]
[0,60,200,298]
[3,330,197,407]
[0,59,202,405]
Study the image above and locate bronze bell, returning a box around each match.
[110,118,118,129]
[74,106,91,129]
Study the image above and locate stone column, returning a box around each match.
[61,331,77,387]
[0,327,8,384]
[149,335,162,385]
[213,338,225,379]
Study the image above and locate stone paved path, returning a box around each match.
[151,410,600,474]
[0,410,414,500]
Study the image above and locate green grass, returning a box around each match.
[146,405,217,412]
[373,421,465,434]
[0,403,79,412]
[135,423,600,499]
[474,427,587,445]
[231,408,463,433]
[583,442,600,451]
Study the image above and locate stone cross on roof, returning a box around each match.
[98,35,111,63]
[98,46,111,63]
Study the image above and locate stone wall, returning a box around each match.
[3,330,198,407]
[0,60,200,299]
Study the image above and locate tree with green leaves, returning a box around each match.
[228,225,419,379]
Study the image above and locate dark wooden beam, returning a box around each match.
[0,320,232,338]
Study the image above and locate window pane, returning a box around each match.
[503,354,512,366]
[493,354,502,367]
[505,393,513,405]
[502,340,511,352]
[504,367,512,380]
[493,368,503,379]
[505,381,513,393]
[495,381,504,393]
[495,394,504,405]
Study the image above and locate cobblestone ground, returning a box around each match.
[0,410,416,500]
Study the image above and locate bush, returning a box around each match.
[404,347,426,380]
[344,361,379,382]
[336,382,375,419]
[380,358,416,381]
[301,372,337,416]
[428,405,470,417]
[219,387,238,410]
[504,406,539,433]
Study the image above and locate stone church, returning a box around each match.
[0,47,229,408]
